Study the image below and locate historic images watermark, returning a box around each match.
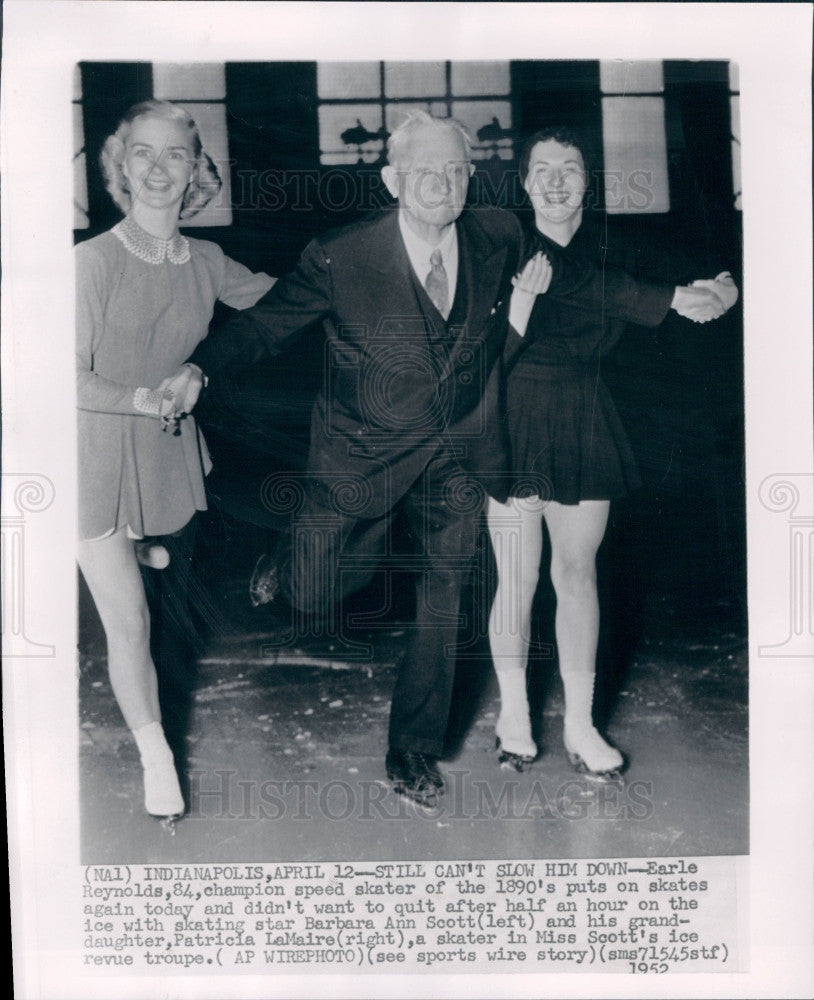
[250,318,559,660]
[758,473,813,657]
[228,166,661,216]
[186,768,654,824]
[255,464,557,662]
[1,473,57,657]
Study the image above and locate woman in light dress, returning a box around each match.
[76,100,275,825]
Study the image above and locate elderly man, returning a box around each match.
[185,110,725,805]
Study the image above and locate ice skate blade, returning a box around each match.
[566,749,625,785]
[154,813,183,835]
[495,738,536,772]
[389,782,439,810]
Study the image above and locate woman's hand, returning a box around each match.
[691,272,739,312]
[671,284,726,324]
[672,273,739,324]
[512,252,553,296]
[509,252,552,338]
[157,363,205,415]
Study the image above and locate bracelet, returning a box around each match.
[134,386,179,423]
[134,387,166,417]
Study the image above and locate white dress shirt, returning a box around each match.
[397,212,459,318]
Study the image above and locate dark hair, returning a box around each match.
[518,126,592,186]
[99,99,222,219]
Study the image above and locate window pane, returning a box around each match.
[73,103,89,229]
[383,102,449,136]
[602,96,669,213]
[384,62,446,98]
[178,102,232,227]
[152,63,226,100]
[451,101,513,161]
[319,103,385,164]
[600,60,664,94]
[318,62,380,99]
[450,62,510,96]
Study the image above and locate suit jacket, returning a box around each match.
[191,207,523,515]
[190,207,674,514]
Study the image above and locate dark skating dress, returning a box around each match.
[505,222,674,504]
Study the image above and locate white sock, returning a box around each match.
[132,722,183,816]
[495,669,536,756]
[561,671,595,733]
[561,671,622,771]
[133,720,174,763]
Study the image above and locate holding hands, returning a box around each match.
[672,272,739,324]
[157,363,206,415]
[133,363,206,434]
[690,272,739,311]
[155,363,205,434]
[508,252,738,333]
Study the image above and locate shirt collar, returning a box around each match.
[113,216,190,265]
[397,211,458,274]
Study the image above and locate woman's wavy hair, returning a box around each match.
[99,100,222,219]
[518,125,601,212]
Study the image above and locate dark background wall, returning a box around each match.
[77,60,740,266]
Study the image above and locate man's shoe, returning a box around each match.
[249,554,280,607]
[386,749,444,806]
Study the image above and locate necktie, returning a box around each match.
[425,248,449,318]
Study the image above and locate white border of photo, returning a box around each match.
[2,3,812,998]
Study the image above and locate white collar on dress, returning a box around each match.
[112,216,190,265]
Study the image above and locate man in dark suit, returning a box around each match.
[184,110,726,805]
[188,111,522,805]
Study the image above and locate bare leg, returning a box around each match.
[543,499,623,774]
[78,529,183,816]
[486,495,546,762]
[78,529,160,729]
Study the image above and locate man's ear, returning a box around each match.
[381,164,401,201]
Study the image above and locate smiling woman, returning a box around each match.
[486,125,738,780]
[123,120,195,212]
[522,135,587,225]
[100,100,222,225]
[76,99,275,831]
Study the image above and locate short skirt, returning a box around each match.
[504,363,641,505]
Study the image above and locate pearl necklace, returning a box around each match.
[113,216,190,265]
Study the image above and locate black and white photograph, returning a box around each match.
[3,3,813,999]
[73,55,747,862]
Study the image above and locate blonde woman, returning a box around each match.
[76,100,274,825]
